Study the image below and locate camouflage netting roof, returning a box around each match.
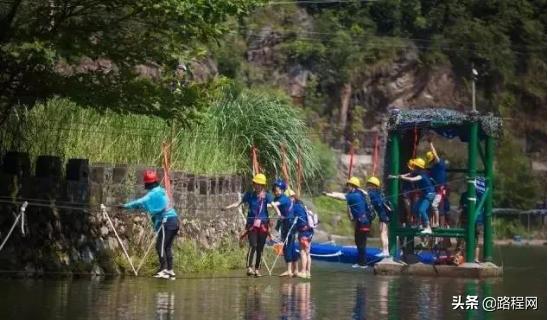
[386,108,503,140]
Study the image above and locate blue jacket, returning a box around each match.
[242,191,273,226]
[367,188,389,222]
[124,186,178,231]
[294,200,310,230]
[274,194,294,220]
[429,158,447,185]
[411,170,435,195]
[345,189,370,225]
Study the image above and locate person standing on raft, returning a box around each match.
[426,140,449,228]
[271,179,299,277]
[324,177,373,268]
[224,174,281,277]
[392,158,435,234]
[365,177,391,258]
[120,170,179,280]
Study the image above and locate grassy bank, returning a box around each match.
[1,91,329,182]
[112,239,248,275]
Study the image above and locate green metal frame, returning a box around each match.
[387,117,496,263]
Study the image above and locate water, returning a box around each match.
[0,246,545,320]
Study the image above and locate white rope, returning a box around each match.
[0,202,27,253]
[135,227,162,275]
[100,204,137,276]
[268,217,298,276]
[309,250,343,258]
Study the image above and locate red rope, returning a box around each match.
[348,141,355,179]
[162,142,174,209]
[372,133,379,176]
[251,145,260,176]
[412,126,418,158]
[280,143,290,185]
[296,148,303,197]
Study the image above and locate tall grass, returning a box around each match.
[1,90,326,182]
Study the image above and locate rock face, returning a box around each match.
[0,160,244,276]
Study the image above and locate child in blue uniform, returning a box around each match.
[122,170,179,279]
[395,158,435,234]
[271,179,299,277]
[291,189,314,279]
[324,176,373,268]
[224,173,281,277]
[426,140,449,227]
[365,177,390,258]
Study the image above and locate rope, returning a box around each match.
[267,216,299,276]
[0,202,27,253]
[135,226,162,274]
[348,142,355,179]
[412,126,419,158]
[309,251,343,258]
[100,204,137,276]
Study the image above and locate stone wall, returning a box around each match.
[0,153,244,275]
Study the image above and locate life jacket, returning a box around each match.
[305,206,319,229]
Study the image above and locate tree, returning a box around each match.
[0,0,262,125]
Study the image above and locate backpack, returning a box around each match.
[359,189,377,222]
[305,206,319,229]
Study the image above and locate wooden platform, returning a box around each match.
[373,259,503,278]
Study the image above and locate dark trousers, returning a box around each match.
[247,229,267,269]
[156,217,179,270]
[355,228,369,266]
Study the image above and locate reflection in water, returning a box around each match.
[155,291,175,320]
[280,281,314,320]
[244,285,267,320]
[352,284,366,320]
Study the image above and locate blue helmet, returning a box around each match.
[273,179,287,191]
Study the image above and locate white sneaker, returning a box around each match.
[420,227,432,235]
[375,252,390,258]
[153,270,170,279]
[359,264,369,269]
[352,264,361,268]
[164,270,176,279]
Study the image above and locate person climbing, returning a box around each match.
[324,177,373,268]
[426,139,449,228]
[120,170,179,280]
[365,177,391,258]
[290,189,315,279]
[271,179,298,277]
[392,158,435,234]
[223,173,281,277]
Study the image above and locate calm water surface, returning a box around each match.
[0,246,545,320]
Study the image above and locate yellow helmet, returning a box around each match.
[252,173,267,185]
[285,188,296,197]
[426,151,435,163]
[347,176,361,188]
[407,159,415,170]
[413,158,426,169]
[367,176,381,187]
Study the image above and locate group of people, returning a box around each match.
[224,174,317,278]
[324,175,391,268]
[395,141,449,235]
[115,139,473,278]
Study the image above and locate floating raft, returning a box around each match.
[310,243,436,265]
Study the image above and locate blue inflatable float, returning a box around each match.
[310,243,436,265]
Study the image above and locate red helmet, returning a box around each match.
[143,170,158,183]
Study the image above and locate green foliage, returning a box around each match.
[0,0,263,123]
[494,133,541,209]
[308,196,352,236]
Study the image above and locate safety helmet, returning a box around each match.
[285,188,296,197]
[426,151,435,163]
[367,176,381,188]
[347,176,361,188]
[252,173,267,185]
[413,158,426,169]
[407,159,415,171]
[273,179,287,191]
[143,170,158,183]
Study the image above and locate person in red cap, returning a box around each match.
[120,170,179,280]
